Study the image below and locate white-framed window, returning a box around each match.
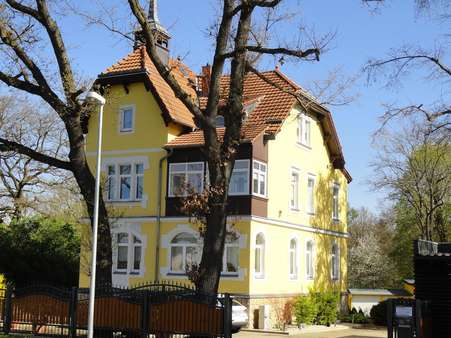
[229,160,250,196]
[114,232,143,273]
[168,162,204,197]
[169,232,200,273]
[331,243,340,281]
[307,175,315,214]
[252,160,267,198]
[254,233,265,278]
[290,168,300,210]
[332,183,340,220]
[289,238,298,279]
[306,240,314,280]
[223,238,240,275]
[297,113,311,147]
[120,106,134,133]
[106,163,144,201]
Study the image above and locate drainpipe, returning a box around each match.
[155,147,173,280]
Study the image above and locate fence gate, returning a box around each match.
[0,283,232,338]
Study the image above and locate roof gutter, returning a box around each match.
[155,147,173,280]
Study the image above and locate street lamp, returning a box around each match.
[85,91,106,338]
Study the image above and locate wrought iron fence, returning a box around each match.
[0,282,232,338]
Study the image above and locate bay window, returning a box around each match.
[229,160,250,195]
[169,162,204,197]
[252,160,267,198]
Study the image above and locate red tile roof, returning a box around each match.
[99,48,349,180]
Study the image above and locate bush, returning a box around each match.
[370,300,390,326]
[312,290,340,326]
[341,308,370,324]
[294,296,317,325]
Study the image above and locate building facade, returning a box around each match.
[79,4,351,328]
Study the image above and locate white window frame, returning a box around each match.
[289,168,300,211]
[289,238,298,280]
[113,231,144,275]
[332,183,340,220]
[331,243,340,281]
[119,106,135,133]
[106,162,145,202]
[169,232,200,274]
[222,240,240,276]
[254,233,265,279]
[307,175,316,215]
[306,240,315,280]
[252,160,267,198]
[168,162,205,197]
[297,113,311,147]
[229,160,250,196]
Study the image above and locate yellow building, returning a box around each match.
[79,4,351,328]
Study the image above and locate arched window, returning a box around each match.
[170,232,199,273]
[255,233,265,278]
[115,232,143,273]
[331,244,340,280]
[289,238,298,279]
[306,240,314,280]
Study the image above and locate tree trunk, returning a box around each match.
[66,117,112,285]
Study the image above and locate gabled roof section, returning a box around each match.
[99,46,196,128]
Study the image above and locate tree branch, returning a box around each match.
[0,137,72,171]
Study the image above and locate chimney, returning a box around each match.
[200,64,211,97]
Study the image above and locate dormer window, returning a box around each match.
[120,106,134,133]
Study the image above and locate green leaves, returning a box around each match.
[0,217,80,287]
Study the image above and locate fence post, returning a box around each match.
[3,285,12,335]
[141,290,149,338]
[69,287,78,338]
[223,294,232,338]
[387,298,393,338]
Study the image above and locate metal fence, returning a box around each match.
[387,298,432,338]
[0,282,232,338]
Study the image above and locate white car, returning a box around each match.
[231,299,248,333]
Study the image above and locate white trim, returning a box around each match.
[289,167,300,212]
[252,160,268,198]
[86,148,164,157]
[79,215,350,238]
[119,105,136,133]
[305,238,315,280]
[288,236,299,280]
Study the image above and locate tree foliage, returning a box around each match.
[0,217,80,287]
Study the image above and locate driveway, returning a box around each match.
[236,327,386,338]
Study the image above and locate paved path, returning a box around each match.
[236,327,386,338]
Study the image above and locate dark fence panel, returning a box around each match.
[0,282,231,338]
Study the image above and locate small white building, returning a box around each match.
[348,288,412,315]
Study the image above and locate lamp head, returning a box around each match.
[85,91,106,105]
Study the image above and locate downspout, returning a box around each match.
[155,147,173,280]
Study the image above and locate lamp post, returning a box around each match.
[85,91,106,338]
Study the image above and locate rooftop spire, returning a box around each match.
[148,0,159,23]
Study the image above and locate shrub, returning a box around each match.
[294,296,317,325]
[312,290,340,326]
[370,300,390,326]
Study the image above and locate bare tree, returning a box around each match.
[126,0,333,294]
[0,95,70,221]
[363,1,450,134]
[371,123,450,241]
[0,1,113,284]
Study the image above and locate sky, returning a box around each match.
[49,0,449,212]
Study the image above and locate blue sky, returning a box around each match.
[61,0,448,212]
